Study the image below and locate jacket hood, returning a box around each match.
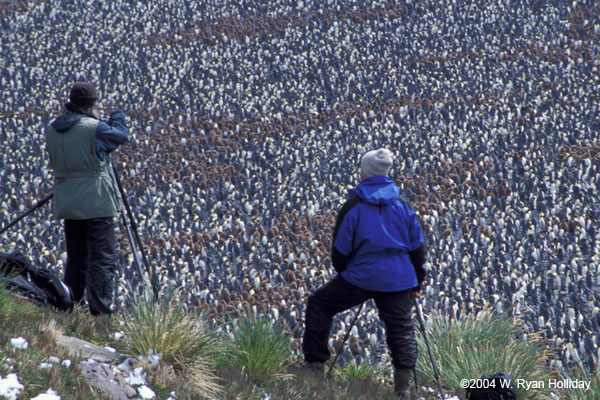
[348,175,400,205]
[51,114,82,133]
[50,105,97,133]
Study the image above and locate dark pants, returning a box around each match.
[303,275,417,369]
[63,217,116,316]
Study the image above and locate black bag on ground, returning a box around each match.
[0,250,73,312]
[466,372,518,400]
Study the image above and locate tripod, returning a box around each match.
[1,160,158,296]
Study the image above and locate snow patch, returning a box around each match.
[137,385,155,399]
[0,374,24,400]
[126,367,146,386]
[31,388,61,400]
[9,337,28,350]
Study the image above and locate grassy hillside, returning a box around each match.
[2,280,597,400]
[1,0,599,398]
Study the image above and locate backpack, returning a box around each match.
[466,373,519,400]
[0,250,73,312]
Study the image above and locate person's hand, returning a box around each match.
[411,289,423,298]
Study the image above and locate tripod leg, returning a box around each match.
[110,158,158,295]
[120,213,146,288]
[0,193,53,236]
[414,298,445,399]
[326,302,364,379]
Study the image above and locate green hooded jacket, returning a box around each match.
[45,110,128,219]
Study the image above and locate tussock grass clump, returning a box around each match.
[562,357,600,399]
[416,307,556,399]
[121,287,221,398]
[217,310,292,385]
[333,358,379,382]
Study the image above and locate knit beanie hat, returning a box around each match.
[361,148,393,178]
[68,82,98,108]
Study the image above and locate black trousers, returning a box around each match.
[63,217,116,316]
[303,275,417,369]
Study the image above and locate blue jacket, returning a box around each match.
[333,176,425,291]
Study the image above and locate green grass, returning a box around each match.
[0,270,11,313]
[561,354,600,399]
[0,281,595,400]
[416,306,557,399]
[216,310,293,385]
[0,289,95,399]
[0,271,38,321]
[120,286,222,398]
[214,365,399,400]
[332,358,380,382]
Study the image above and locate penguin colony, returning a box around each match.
[0,0,599,374]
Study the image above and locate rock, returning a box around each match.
[56,335,122,363]
[79,360,137,400]
[57,335,137,399]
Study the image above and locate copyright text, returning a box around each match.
[460,378,591,391]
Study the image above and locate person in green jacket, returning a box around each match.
[45,82,129,315]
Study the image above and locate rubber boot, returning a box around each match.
[394,368,411,399]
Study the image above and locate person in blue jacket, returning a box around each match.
[302,148,426,399]
[46,82,129,316]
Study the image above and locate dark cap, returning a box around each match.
[69,82,98,108]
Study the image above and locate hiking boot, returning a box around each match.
[394,368,411,399]
[304,361,325,377]
[288,361,324,376]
